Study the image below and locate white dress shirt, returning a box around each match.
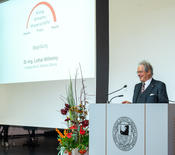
[143,78,152,91]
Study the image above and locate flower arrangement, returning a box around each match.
[56,71,89,155]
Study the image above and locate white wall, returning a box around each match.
[109,0,175,103]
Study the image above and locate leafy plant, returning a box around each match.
[56,69,89,155]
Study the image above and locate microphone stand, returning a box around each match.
[107,85,127,104]
[108,85,127,95]
[108,95,124,104]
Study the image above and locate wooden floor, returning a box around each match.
[0,135,58,155]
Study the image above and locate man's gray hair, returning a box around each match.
[139,60,153,75]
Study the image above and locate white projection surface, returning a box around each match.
[0,79,96,128]
[0,0,95,83]
[0,0,96,128]
[109,0,175,104]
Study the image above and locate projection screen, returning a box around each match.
[0,0,96,128]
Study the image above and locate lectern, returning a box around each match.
[89,104,175,155]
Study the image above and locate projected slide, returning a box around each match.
[0,0,95,83]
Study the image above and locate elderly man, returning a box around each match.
[123,60,169,103]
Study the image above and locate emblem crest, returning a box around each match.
[112,117,137,151]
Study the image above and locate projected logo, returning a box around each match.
[112,117,137,151]
[25,1,59,34]
[22,1,59,71]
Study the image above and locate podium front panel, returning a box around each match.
[89,104,106,155]
[107,104,145,155]
[89,103,175,155]
[168,104,175,155]
[146,104,168,155]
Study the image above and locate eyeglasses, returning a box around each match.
[137,71,144,74]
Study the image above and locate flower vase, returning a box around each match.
[63,150,72,155]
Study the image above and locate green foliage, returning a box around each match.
[57,75,89,154]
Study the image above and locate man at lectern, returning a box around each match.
[123,60,169,104]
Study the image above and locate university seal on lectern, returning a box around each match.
[112,117,137,151]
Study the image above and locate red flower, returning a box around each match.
[61,109,67,115]
[64,118,70,121]
[65,104,70,108]
[80,127,86,135]
[67,133,72,138]
[65,107,69,111]
[69,125,77,130]
[79,150,87,154]
[82,120,89,127]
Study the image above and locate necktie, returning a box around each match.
[141,83,145,93]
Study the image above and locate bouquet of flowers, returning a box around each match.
[56,72,89,155]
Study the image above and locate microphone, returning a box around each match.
[108,85,127,95]
[168,100,175,103]
[108,95,124,104]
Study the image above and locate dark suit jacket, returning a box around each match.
[132,79,169,103]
